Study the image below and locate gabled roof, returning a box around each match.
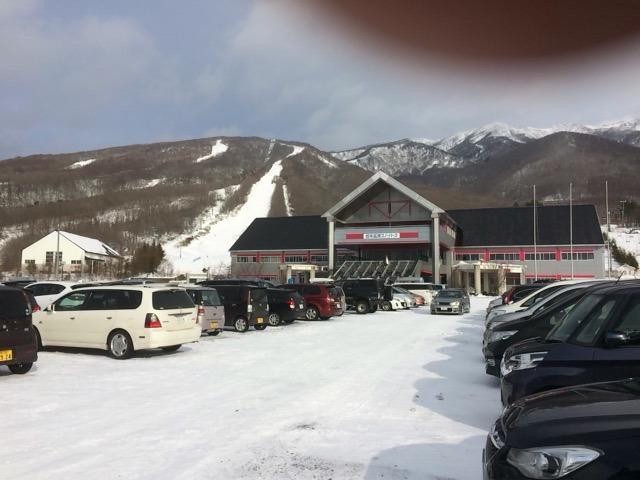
[58,231,121,257]
[322,171,446,221]
[448,205,604,247]
[230,216,328,251]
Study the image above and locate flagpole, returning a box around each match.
[533,185,538,281]
[570,182,574,279]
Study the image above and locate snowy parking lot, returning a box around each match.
[1,297,500,480]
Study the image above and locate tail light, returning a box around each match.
[288,298,295,309]
[196,305,205,324]
[32,303,41,313]
[144,313,162,328]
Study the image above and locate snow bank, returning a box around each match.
[164,161,283,273]
[195,139,228,163]
[66,158,96,169]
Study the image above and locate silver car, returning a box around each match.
[392,287,417,308]
[430,289,470,315]
[184,286,225,336]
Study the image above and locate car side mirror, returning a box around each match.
[604,331,630,348]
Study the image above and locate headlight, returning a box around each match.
[450,301,460,307]
[500,351,547,377]
[507,446,601,478]
[488,330,517,343]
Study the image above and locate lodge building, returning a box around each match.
[230,172,605,294]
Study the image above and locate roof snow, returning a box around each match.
[195,139,228,163]
[58,231,120,257]
[67,158,96,169]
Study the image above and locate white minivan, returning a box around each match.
[33,286,200,359]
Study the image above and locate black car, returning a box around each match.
[483,285,599,376]
[266,288,306,326]
[484,377,640,479]
[336,278,384,314]
[199,278,278,289]
[0,286,38,374]
[500,283,640,406]
[212,285,270,332]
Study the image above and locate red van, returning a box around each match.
[282,284,342,320]
[0,286,38,374]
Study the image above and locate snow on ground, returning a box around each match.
[603,225,640,271]
[144,178,163,188]
[0,297,500,480]
[164,161,283,273]
[195,139,228,163]
[282,183,294,216]
[314,152,338,169]
[66,158,96,169]
[286,145,305,157]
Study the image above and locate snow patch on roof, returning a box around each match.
[59,231,120,257]
[67,158,96,170]
[164,161,283,273]
[195,140,228,163]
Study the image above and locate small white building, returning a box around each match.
[21,231,122,278]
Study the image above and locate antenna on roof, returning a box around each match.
[615,270,624,285]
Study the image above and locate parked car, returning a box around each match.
[500,283,640,406]
[0,286,38,374]
[485,279,593,324]
[265,288,306,326]
[199,278,278,288]
[212,284,270,331]
[2,278,36,289]
[282,283,342,320]
[33,286,200,359]
[336,278,384,314]
[393,286,424,306]
[486,284,544,314]
[380,294,407,311]
[24,281,92,309]
[391,286,417,308]
[183,286,225,336]
[484,377,640,479]
[430,288,470,314]
[393,282,441,305]
[483,285,595,376]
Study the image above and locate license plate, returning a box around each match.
[299,304,304,309]
[209,321,218,329]
[0,349,13,361]
[256,317,263,324]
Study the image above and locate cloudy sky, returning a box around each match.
[2,0,640,158]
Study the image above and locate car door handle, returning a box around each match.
[70,317,76,320]
[106,316,113,320]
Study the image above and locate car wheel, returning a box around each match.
[355,301,369,314]
[254,324,267,331]
[108,330,134,359]
[8,362,33,374]
[208,330,220,336]
[268,312,281,326]
[381,301,392,311]
[234,317,249,332]
[305,306,319,320]
[161,344,182,352]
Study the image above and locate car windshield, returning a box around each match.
[546,294,607,342]
[437,290,463,298]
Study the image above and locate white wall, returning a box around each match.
[21,232,85,270]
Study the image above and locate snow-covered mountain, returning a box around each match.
[333,117,640,174]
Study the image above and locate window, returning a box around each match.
[561,252,594,261]
[24,259,35,265]
[310,255,328,263]
[85,290,142,310]
[303,285,321,295]
[0,290,29,317]
[189,289,221,307]
[70,260,82,265]
[152,290,195,310]
[45,251,63,264]
[573,298,619,345]
[260,256,280,263]
[284,255,306,263]
[56,292,90,311]
[489,253,519,261]
[525,252,555,261]
[236,256,256,263]
[613,296,640,336]
[455,253,480,261]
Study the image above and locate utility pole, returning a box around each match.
[569,183,574,279]
[606,181,612,277]
[620,200,628,227]
[533,185,538,281]
[54,229,61,281]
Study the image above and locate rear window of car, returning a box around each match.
[328,287,342,297]
[304,285,321,295]
[188,289,221,306]
[0,290,29,318]
[397,284,428,291]
[152,290,195,310]
[250,288,268,304]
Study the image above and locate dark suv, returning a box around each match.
[0,286,38,374]
[266,288,306,326]
[500,283,640,406]
[212,285,270,332]
[485,377,640,479]
[336,279,384,314]
[282,284,342,320]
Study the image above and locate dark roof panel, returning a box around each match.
[230,215,328,251]
[448,204,603,247]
